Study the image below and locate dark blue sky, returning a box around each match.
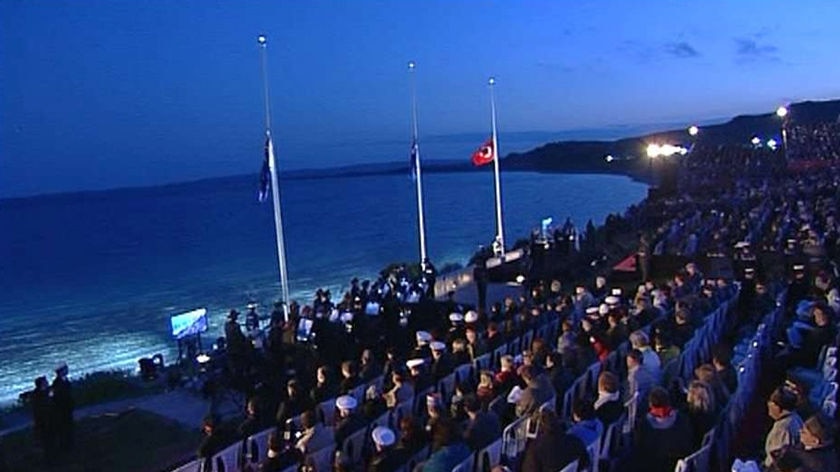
[2,0,839,198]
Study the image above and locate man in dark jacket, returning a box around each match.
[462,395,501,450]
[521,409,587,472]
[367,426,405,472]
[197,415,225,462]
[31,376,54,460]
[334,395,367,448]
[633,387,693,472]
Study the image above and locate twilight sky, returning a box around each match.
[2,0,839,198]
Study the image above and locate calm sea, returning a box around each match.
[0,171,646,403]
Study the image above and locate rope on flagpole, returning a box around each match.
[258,34,291,322]
[489,77,505,257]
[409,61,429,269]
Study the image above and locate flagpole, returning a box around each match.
[409,61,429,269]
[488,77,505,257]
[258,35,291,322]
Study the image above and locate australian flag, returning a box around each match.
[258,136,271,202]
[409,139,419,181]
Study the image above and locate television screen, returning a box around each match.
[170,308,208,340]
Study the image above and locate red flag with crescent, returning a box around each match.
[471,137,495,166]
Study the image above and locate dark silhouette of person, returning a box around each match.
[51,363,74,450]
[31,376,55,461]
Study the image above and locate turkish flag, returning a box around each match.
[471,138,495,166]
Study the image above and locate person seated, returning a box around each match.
[359,349,381,383]
[630,331,662,382]
[257,431,299,472]
[334,395,366,448]
[772,413,838,472]
[407,358,433,392]
[197,415,226,462]
[430,341,454,381]
[682,380,716,448]
[515,365,554,418]
[310,365,338,404]
[465,327,487,359]
[339,360,361,394]
[395,416,426,456]
[367,426,405,472]
[633,387,693,472]
[764,386,805,469]
[424,393,449,436]
[462,395,501,450]
[494,355,520,397]
[625,349,656,404]
[594,371,623,425]
[694,364,729,409]
[545,352,574,401]
[568,398,603,446]
[476,370,496,408]
[275,379,313,427]
[383,368,414,409]
[450,338,472,367]
[521,409,587,472]
[420,419,471,472]
[238,397,266,439]
[653,331,681,366]
[712,344,738,395]
[294,409,334,454]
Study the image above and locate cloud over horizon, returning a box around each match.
[734,37,780,63]
[664,41,701,58]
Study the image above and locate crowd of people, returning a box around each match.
[18,120,840,472]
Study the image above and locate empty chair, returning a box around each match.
[455,363,474,386]
[246,428,273,464]
[171,459,202,472]
[318,398,336,427]
[341,425,370,467]
[452,451,476,472]
[474,353,492,372]
[438,372,457,405]
[304,445,335,472]
[475,437,503,472]
[211,442,242,472]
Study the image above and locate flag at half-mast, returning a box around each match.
[410,138,419,179]
[471,137,495,166]
[258,136,271,202]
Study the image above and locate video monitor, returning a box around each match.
[170,308,208,340]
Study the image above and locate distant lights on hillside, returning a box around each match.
[688,125,699,137]
[776,105,789,118]
[767,139,778,150]
[646,143,688,158]
[751,136,762,146]
[605,155,615,162]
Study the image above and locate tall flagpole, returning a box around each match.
[488,77,505,257]
[258,35,291,322]
[409,61,428,268]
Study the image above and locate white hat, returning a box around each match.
[465,310,479,323]
[430,341,446,351]
[336,395,358,410]
[371,426,396,447]
[55,362,68,373]
[734,241,750,249]
[793,264,805,271]
[598,304,610,315]
[605,295,620,306]
[340,312,354,322]
[449,312,464,322]
[416,331,432,343]
[406,358,425,369]
[585,306,599,315]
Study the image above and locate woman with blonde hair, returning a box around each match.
[684,380,716,447]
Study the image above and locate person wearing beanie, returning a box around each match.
[764,387,805,468]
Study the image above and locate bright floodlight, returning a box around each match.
[605,154,615,162]
[647,144,661,158]
[767,138,778,149]
[488,77,496,85]
[776,106,788,118]
[408,61,416,69]
[688,125,699,137]
[515,274,526,284]
[257,35,267,45]
[751,136,761,146]
[647,143,688,158]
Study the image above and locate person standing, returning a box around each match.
[51,362,74,450]
[31,376,55,460]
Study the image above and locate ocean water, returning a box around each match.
[0,171,646,403]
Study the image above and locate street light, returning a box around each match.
[688,125,699,137]
[776,105,789,157]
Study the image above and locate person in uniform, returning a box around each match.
[367,426,404,472]
[430,341,454,382]
[334,395,366,448]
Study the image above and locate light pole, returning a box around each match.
[776,105,789,158]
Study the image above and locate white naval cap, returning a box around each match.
[464,310,479,323]
[449,312,464,322]
[415,331,432,343]
[335,395,358,410]
[406,358,425,369]
[371,426,396,447]
[430,341,446,352]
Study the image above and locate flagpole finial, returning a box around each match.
[408,61,416,70]
[488,77,496,86]
[257,35,267,45]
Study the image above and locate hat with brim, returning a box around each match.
[465,310,479,323]
[416,331,432,344]
[336,395,357,410]
[605,295,620,306]
[585,306,599,315]
[371,426,396,447]
[449,312,464,323]
[430,341,446,352]
[406,359,424,369]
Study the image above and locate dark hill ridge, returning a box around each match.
[504,98,840,177]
